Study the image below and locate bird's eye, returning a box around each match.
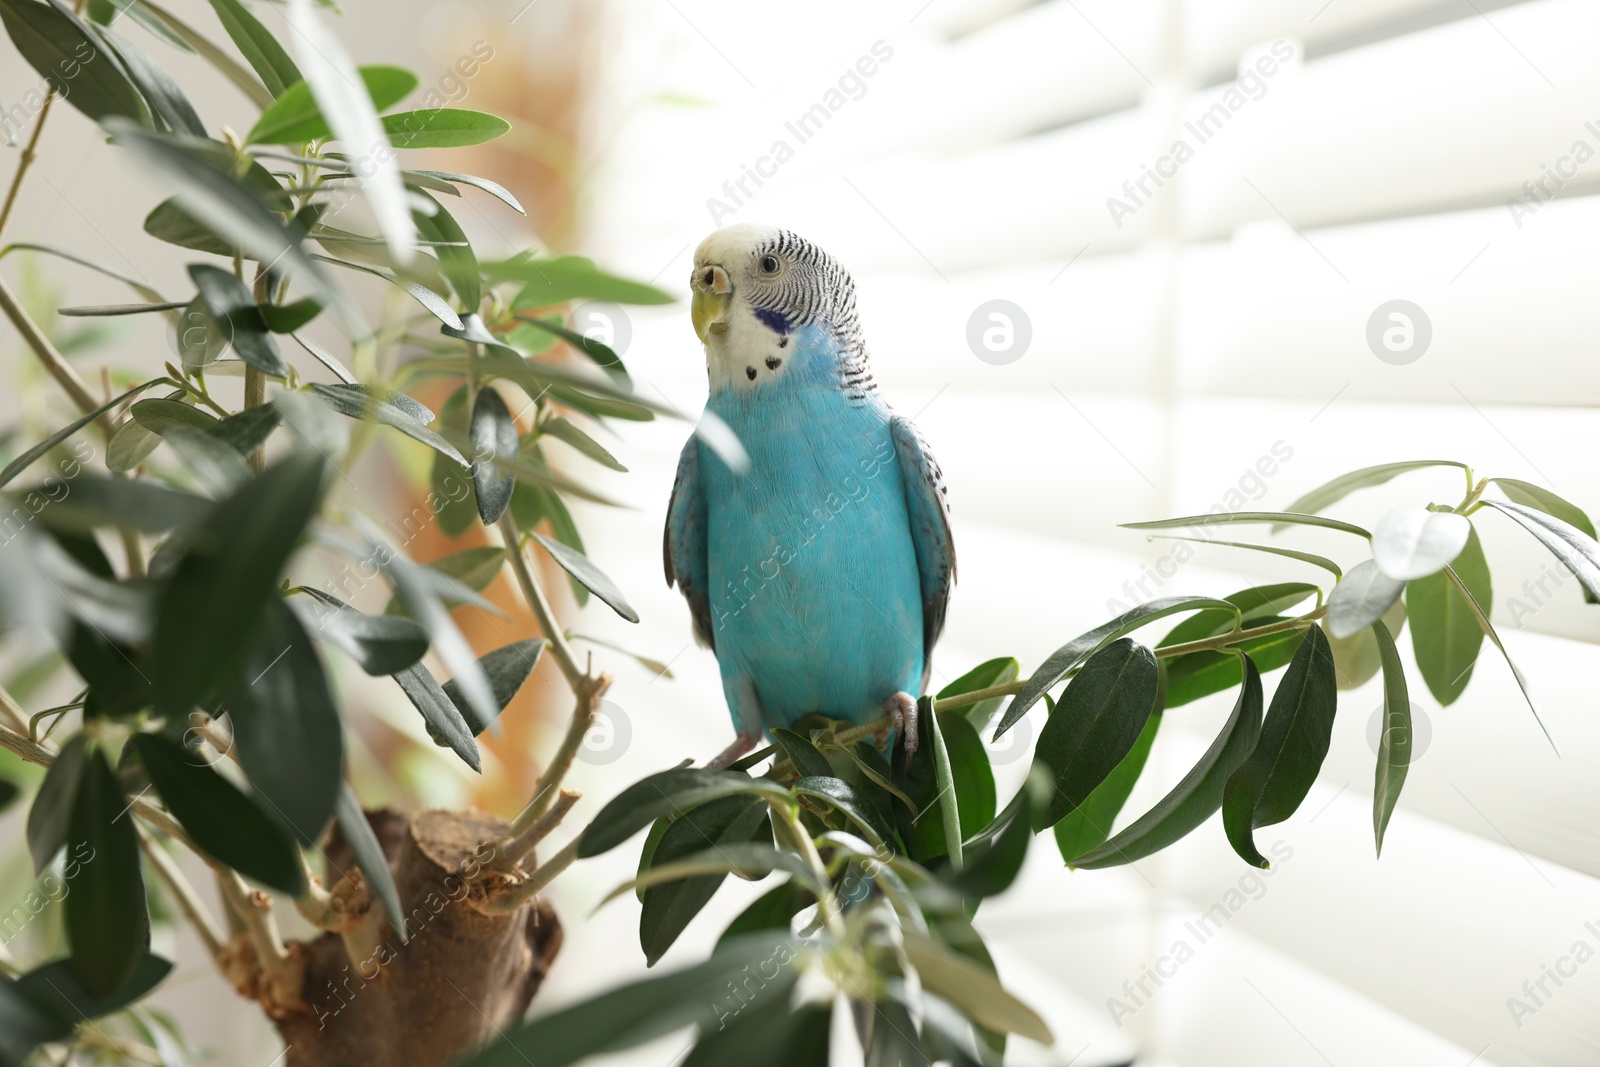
[759,254,779,274]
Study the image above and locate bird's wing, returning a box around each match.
[664,436,715,650]
[890,416,956,681]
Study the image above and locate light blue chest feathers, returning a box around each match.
[699,329,924,727]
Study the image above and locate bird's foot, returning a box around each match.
[882,692,918,762]
[704,730,764,770]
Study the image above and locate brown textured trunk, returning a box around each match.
[272,809,562,1067]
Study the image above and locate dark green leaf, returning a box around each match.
[0,0,150,126]
[995,596,1237,740]
[772,728,833,779]
[1052,711,1158,863]
[1371,619,1409,856]
[225,600,342,845]
[937,709,994,854]
[335,782,405,940]
[32,472,211,533]
[16,952,170,1027]
[439,639,546,736]
[151,451,323,713]
[66,745,148,997]
[1491,477,1597,539]
[714,882,809,949]
[411,191,479,309]
[529,531,638,623]
[950,787,1031,899]
[131,733,303,894]
[1030,638,1161,830]
[131,397,216,436]
[205,0,300,97]
[1123,511,1371,538]
[103,28,203,135]
[208,404,281,455]
[259,297,322,333]
[682,991,830,1067]
[1222,625,1337,868]
[514,314,625,378]
[793,775,897,851]
[292,588,428,675]
[1161,623,1307,709]
[541,416,627,472]
[245,65,418,144]
[1075,656,1264,868]
[579,769,789,857]
[393,661,481,772]
[1328,597,1406,691]
[164,425,251,496]
[1406,523,1489,706]
[470,387,516,524]
[0,977,71,1064]
[27,734,87,872]
[1160,582,1319,646]
[309,382,465,465]
[382,107,508,148]
[640,794,771,966]
[405,169,524,213]
[187,264,286,377]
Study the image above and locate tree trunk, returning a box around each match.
[272,808,562,1067]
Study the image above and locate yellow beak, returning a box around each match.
[690,264,732,343]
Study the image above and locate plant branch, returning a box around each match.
[0,88,55,238]
[497,513,582,686]
[135,823,226,965]
[475,836,580,917]
[0,273,109,435]
[216,869,303,1008]
[492,789,579,874]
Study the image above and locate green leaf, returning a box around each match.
[937,655,1020,731]
[131,397,216,436]
[0,378,166,489]
[951,787,1032,899]
[27,733,87,872]
[1123,511,1371,538]
[1160,582,1320,646]
[259,297,322,333]
[33,472,211,533]
[246,65,417,143]
[404,169,524,214]
[137,0,271,107]
[994,596,1237,740]
[455,934,803,1067]
[1030,638,1161,830]
[1406,523,1489,706]
[382,107,508,148]
[292,589,428,675]
[1440,564,1553,749]
[0,978,72,1063]
[187,264,287,377]
[225,600,342,845]
[1279,460,1469,527]
[1372,507,1470,580]
[208,404,281,455]
[470,388,516,525]
[392,662,481,772]
[902,931,1052,1044]
[411,192,479,310]
[792,775,897,851]
[1328,597,1406,691]
[164,425,252,496]
[205,0,300,98]
[151,451,324,714]
[529,531,638,623]
[0,0,150,126]
[603,844,818,906]
[1481,499,1600,602]
[109,121,349,324]
[309,382,465,466]
[714,882,810,948]
[639,794,771,966]
[1052,711,1159,863]
[681,991,830,1067]
[514,314,626,379]
[15,952,170,1029]
[1143,533,1344,581]
[408,546,505,604]
[66,745,148,997]
[1371,619,1410,857]
[487,254,675,307]
[1222,625,1337,868]
[1326,559,1406,640]
[578,768,790,858]
[102,26,203,136]
[1491,477,1597,539]
[313,254,459,330]
[441,639,546,735]
[1074,655,1265,868]
[1161,623,1307,709]
[131,733,303,894]
[541,416,627,472]
[771,728,832,779]
[334,782,405,940]
[929,704,991,868]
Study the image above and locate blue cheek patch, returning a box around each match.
[753,308,793,335]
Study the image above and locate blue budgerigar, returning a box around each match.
[665,224,956,768]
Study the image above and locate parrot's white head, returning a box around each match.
[690,223,872,398]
